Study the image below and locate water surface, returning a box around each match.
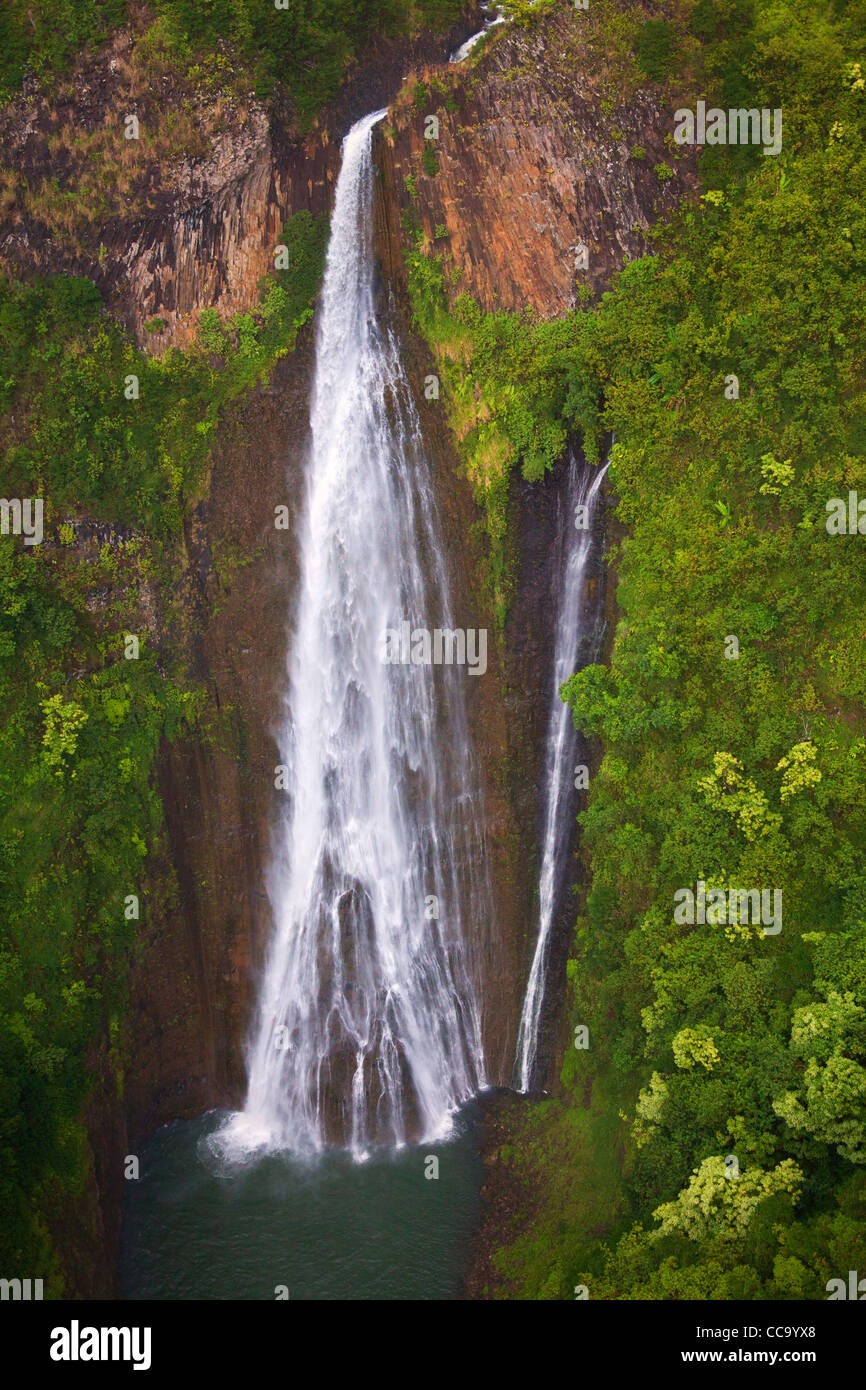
[119,1106,483,1301]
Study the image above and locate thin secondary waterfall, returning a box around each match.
[515,457,608,1093]
[224,109,488,1158]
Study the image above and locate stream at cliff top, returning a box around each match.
[119,1106,483,1300]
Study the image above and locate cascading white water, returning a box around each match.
[450,5,506,63]
[514,457,608,1093]
[223,110,489,1159]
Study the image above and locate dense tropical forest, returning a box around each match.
[1,0,864,1305]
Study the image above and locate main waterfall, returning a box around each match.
[515,457,607,1093]
[224,111,488,1158]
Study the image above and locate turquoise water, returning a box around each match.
[118,1105,484,1300]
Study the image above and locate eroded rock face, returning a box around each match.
[109,126,332,349]
[0,51,338,349]
[382,6,699,316]
[0,13,483,350]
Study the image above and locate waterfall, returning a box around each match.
[514,456,608,1093]
[222,110,489,1159]
[450,6,506,63]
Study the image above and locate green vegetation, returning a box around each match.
[0,210,327,527]
[0,209,327,1288]
[0,0,467,119]
[0,0,125,98]
[0,534,198,1291]
[556,60,866,1288]
[405,230,580,627]
[633,17,677,83]
[499,0,559,24]
[487,1080,629,1299]
[405,0,866,1295]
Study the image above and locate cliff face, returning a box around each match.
[125,344,316,1129]
[0,13,481,349]
[381,6,698,316]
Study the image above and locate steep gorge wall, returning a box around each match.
[0,14,482,350]
[381,6,697,314]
